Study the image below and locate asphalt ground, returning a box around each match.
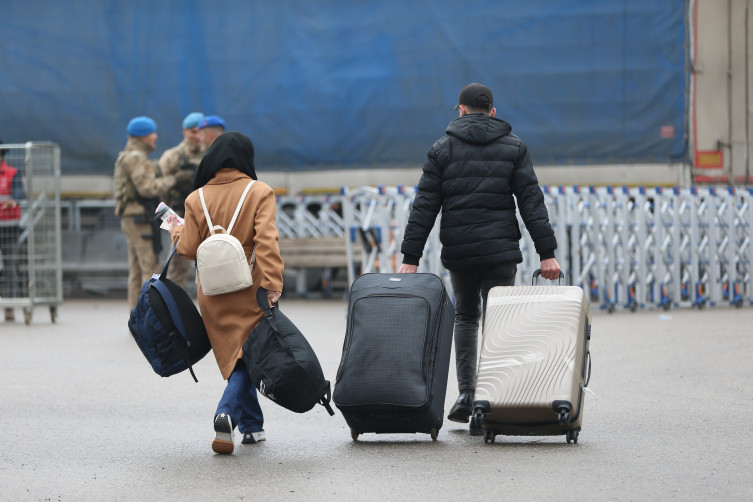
[1,298,752,501]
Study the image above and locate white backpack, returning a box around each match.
[196,181,256,296]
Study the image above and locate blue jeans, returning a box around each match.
[449,262,518,394]
[215,361,264,433]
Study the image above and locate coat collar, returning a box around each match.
[205,168,252,185]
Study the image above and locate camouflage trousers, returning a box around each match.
[166,252,194,290]
[121,216,160,310]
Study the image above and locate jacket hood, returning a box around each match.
[446,114,512,145]
[193,131,257,189]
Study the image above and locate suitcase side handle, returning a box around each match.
[584,350,592,387]
[532,269,565,285]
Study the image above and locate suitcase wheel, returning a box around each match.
[429,428,438,441]
[566,430,579,444]
[484,430,495,444]
[350,428,359,441]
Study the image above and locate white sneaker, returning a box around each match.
[241,430,266,444]
[212,413,234,454]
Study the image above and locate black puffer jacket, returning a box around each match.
[401,113,556,271]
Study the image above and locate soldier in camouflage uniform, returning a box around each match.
[158,112,206,288]
[114,116,193,309]
[198,115,226,148]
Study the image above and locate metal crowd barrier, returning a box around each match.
[61,194,353,297]
[59,185,753,310]
[275,194,346,239]
[341,186,452,300]
[341,185,753,312]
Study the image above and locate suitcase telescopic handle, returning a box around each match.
[532,269,565,285]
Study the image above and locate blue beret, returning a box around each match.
[199,115,226,130]
[127,116,157,137]
[182,112,204,129]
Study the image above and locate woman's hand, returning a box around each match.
[267,290,282,305]
[169,224,182,240]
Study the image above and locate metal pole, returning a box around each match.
[729,0,735,182]
[746,0,751,183]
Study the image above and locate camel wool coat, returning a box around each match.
[171,168,284,380]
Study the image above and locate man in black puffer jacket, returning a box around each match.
[398,83,561,434]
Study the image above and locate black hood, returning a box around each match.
[193,132,257,189]
[446,114,512,145]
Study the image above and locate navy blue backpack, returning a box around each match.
[128,247,211,382]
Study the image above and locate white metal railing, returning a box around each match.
[59,185,753,310]
[341,185,753,312]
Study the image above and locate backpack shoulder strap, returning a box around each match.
[199,180,255,236]
[151,280,186,339]
[227,180,256,234]
[159,245,178,279]
[198,187,218,235]
[151,279,199,383]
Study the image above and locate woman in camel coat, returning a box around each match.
[170,132,284,454]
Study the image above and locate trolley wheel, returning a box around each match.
[23,308,31,325]
[429,428,438,441]
[566,430,579,444]
[484,430,495,444]
[662,302,671,311]
[50,306,57,323]
[350,428,359,441]
[629,302,637,312]
[607,303,615,314]
[735,299,743,309]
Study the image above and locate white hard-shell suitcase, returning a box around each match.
[472,274,591,444]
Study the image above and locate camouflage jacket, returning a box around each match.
[158,138,205,213]
[114,137,176,217]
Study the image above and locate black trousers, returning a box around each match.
[449,262,517,394]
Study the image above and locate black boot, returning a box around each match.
[447,391,474,423]
[469,409,484,436]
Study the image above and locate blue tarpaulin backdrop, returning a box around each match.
[1,0,687,174]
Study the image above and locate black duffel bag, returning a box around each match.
[242,287,335,416]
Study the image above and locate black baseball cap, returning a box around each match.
[454,83,493,110]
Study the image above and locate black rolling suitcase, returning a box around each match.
[333,273,454,441]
